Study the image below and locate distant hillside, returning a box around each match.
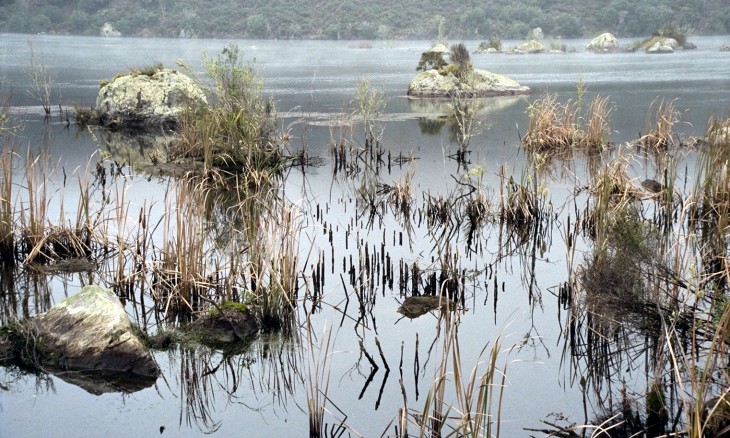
[1,0,728,39]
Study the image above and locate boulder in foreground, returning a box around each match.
[30,285,159,378]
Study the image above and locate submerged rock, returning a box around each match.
[96,68,206,130]
[190,304,259,347]
[587,33,619,53]
[30,285,159,378]
[407,68,530,98]
[398,295,456,319]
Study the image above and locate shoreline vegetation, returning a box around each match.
[3,38,730,437]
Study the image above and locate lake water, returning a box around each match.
[1,34,730,437]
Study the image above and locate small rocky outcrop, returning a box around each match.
[646,42,674,54]
[189,303,259,348]
[644,37,677,54]
[587,33,619,53]
[100,22,122,37]
[408,68,530,98]
[96,68,207,129]
[29,285,159,378]
[512,40,544,54]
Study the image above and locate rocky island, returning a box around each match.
[407,43,530,98]
[95,64,206,130]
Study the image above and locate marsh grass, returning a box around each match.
[407,313,511,437]
[353,79,385,146]
[0,142,15,262]
[175,43,285,184]
[498,166,548,234]
[155,179,209,319]
[250,200,302,331]
[579,150,643,240]
[639,98,681,149]
[306,320,336,438]
[522,92,612,154]
[26,42,53,116]
[691,115,730,230]
[19,150,49,263]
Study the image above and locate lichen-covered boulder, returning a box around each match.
[587,33,619,52]
[96,68,206,129]
[30,285,159,378]
[407,68,530,98]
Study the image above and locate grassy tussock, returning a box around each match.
[522,93,612,154]
[639,98,681,149]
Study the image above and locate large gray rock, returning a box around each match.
[407,68,530,98]
[587,33,619,52]
[96,68,207,129]
[30,285,159,378]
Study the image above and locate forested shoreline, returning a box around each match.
[1,0,729,40]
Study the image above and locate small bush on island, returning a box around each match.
[416,50,448,72]
[654,22,688,47]
[448,43,473,81]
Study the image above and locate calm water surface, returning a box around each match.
[0,34,729,437]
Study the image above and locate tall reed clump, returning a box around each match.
[26,42,53,116]
[639,98,681,149]
[248,199,302,331]
[155,178,209,320]
[18,150,49,263]
[522,88,612,154]
[0,77,10,134]
[353,78,385,147]
[581,149,641,241]
[305,320,335,438]
[408,313,511,437]
[0,142,14,262]
[175,43,285,182]
[688,115,730,242]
